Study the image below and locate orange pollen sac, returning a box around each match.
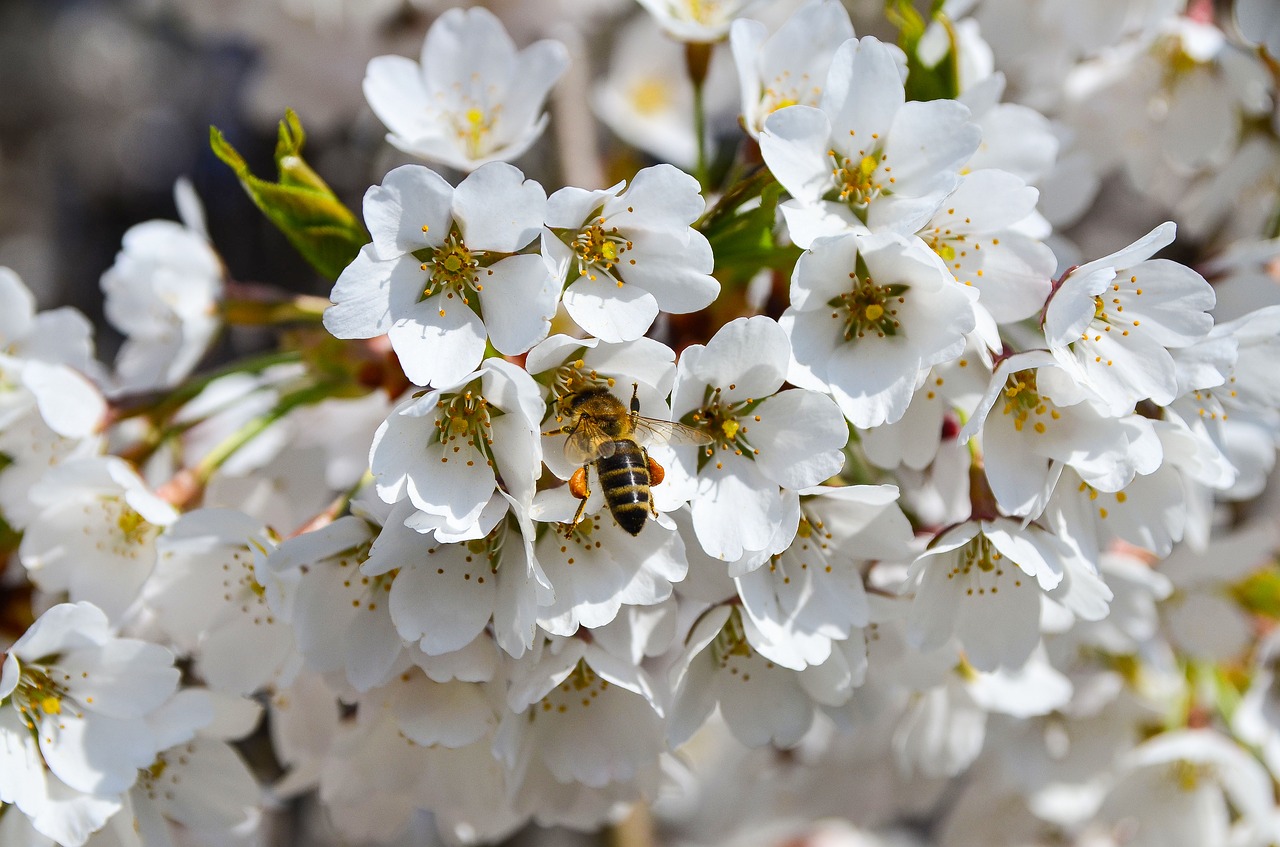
[647,456,665,485]
[569,467,589,500]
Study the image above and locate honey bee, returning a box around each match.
[546,383,712,535]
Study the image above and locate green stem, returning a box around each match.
[685,42,714,191]
[220,294,330,326]
[193,381,338,485]
[111,350,305,426]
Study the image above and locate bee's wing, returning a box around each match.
[562,419,614,464]
[631,416,714,449]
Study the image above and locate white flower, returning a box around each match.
[366,496,552,659]
[1044,222,1216,415]
[904,520,1070,671]
[369,358,544,533]
[634,0,758,42]
[782,230,977,429]
[760,36,980,246]
[1098,730,1275,847]
[669,316,847,566]
[99,180,224,394]
[544,164,718,343]
[142,510,290,695]
[362,6,568,171]
[324,162,554,387]
[495,639,664,826]
[735,484,912,670]
[19,457,176,624]
[591,13,737,168]
[532,487,688,635]
[667,605,857,749]
[0,268,105,529]
[916,169,1056,325]
[1238,0,1280,58]
[266,514,403,692]
[962,351,1163,518]
[729,0,854,138]
[0,603,180,845]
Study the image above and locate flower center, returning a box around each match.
[529,660,610,720]
[571,219,634,286]
[433,386,496,464]
[419,230,492,317]
[828,269,909,341]
[629,78,671,116]
[829,146,889,208]
[684,385,762,471]
[452,104,499,160]
[11,663,80,730]
[948,534,1024,596]
[1000,371,1060,435]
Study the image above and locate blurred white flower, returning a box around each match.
[364,6,568,171]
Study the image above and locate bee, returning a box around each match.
[546,383,712,536]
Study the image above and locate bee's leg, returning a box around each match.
[629,382,640,423]
[643,449,662,517]
[566,465,590,537]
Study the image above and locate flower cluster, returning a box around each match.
[4,1,1280,846]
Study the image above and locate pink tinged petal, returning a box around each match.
[453,162,546,253]
[750,389,846,489]
[387,294,487,388]
[563,277,660,343]
[760,106,836,204]
[390,551,495,656]
[40,710,155,794]
[56,640,179,719]
[691,460,783,562]
[606,164,705,230]
[477,254,556,355]
[362,55,438,145]
[822,37,904,144]
[364,165,453,260]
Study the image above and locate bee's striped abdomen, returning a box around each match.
[598,440,650,535]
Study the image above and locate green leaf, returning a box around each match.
[1231,564,1280,619]
[885,0,961,102]
[210,109,368,281]
[702,178,801,285]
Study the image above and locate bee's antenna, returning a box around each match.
[629,382,640,418]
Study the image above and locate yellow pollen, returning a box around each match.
[41,695,62,715]
[864,303,884,321]
[721,419,740,440]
